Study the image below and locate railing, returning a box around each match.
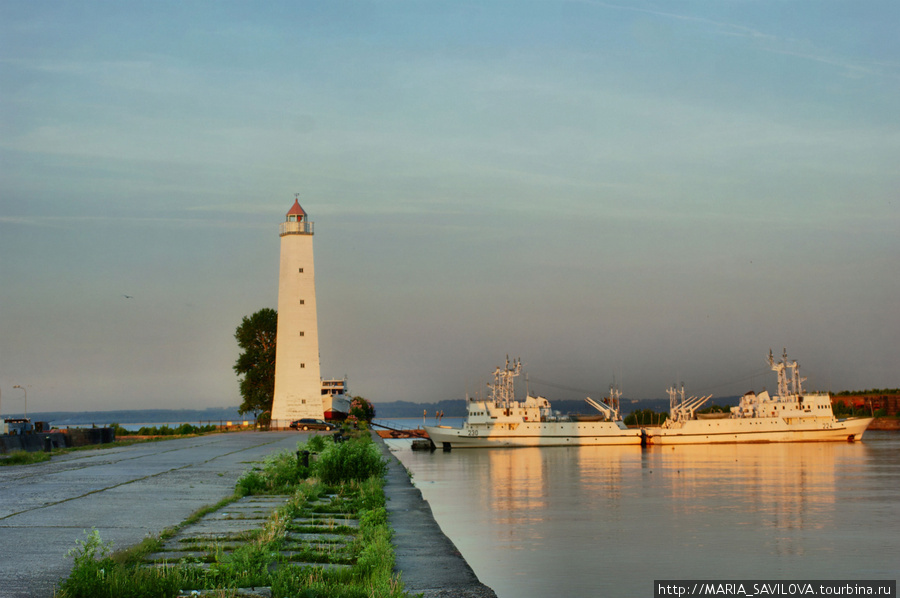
[371,419,427,433]
[280,221,314,236]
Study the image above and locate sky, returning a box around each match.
[1,1,898,415]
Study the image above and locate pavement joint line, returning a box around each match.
[2,436,233,480]
[0,434,286,486]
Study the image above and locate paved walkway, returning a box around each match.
[0,432,303,598]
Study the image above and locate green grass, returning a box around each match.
[111,423,221,436]
[0,450,52,466]
[316,435,388,485]
[55,433,407,598]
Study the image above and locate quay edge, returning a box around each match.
[374,433,499,598]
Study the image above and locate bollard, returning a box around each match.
[297,450,311,468]
[43,436,52,453]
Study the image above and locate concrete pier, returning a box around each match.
[0,431,496,598]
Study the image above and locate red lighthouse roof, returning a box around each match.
[286,198,307,218]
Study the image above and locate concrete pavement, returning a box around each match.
[0,431,497,598]
[0,432,304,598]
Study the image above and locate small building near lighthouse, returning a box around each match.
[270,196,349,426]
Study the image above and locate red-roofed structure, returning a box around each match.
[286,197,307,220]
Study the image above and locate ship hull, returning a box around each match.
[647,416,873,445]
[424,421,643,449]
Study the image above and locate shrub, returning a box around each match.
[236,468,267,496]
[110,423,132,436]
[306,434,328,453]
[349,397,375,422]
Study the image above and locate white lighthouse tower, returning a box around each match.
[270,195,324,426]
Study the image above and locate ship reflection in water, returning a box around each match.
[388,434,899,598]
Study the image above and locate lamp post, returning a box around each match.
[13,385,26,419]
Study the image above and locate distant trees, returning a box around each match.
[112,423,218,436]
[233,308,278,422]
[624,409,669,427]
[834,389,900,396]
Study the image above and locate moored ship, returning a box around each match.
[647,349,873,445]
[424,358,643,449]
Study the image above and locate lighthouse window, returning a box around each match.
[300,363,305,368]
[298,268,304,273]
[299,331,304,336]
[299,299,305,305]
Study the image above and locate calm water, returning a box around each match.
[387,432,900,597]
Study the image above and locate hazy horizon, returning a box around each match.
[2,1,897,413]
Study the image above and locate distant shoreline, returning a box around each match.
[6,407,245,426]
[11,395,893,428]
[9,398,704,424]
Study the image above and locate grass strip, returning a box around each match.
[55,429,409,598]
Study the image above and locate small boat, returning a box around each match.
[647,349,873,445]
[424,358,643,449]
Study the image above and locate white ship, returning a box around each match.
[648,349,873,445]
[424,358,643,449]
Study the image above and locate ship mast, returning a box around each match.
[769,349,789,397]
[489,356,521,408]
[768,348,806,397]
[667,384,685,421]
[608,384,621,416]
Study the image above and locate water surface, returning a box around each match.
[389,432,899,597]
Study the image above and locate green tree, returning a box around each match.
[233,308,278,421]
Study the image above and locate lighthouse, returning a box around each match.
[270,195,324,426]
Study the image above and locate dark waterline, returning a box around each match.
[388,432,900,598]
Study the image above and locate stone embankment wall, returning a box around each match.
[868,418,900,431]
[0,427,115,453]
